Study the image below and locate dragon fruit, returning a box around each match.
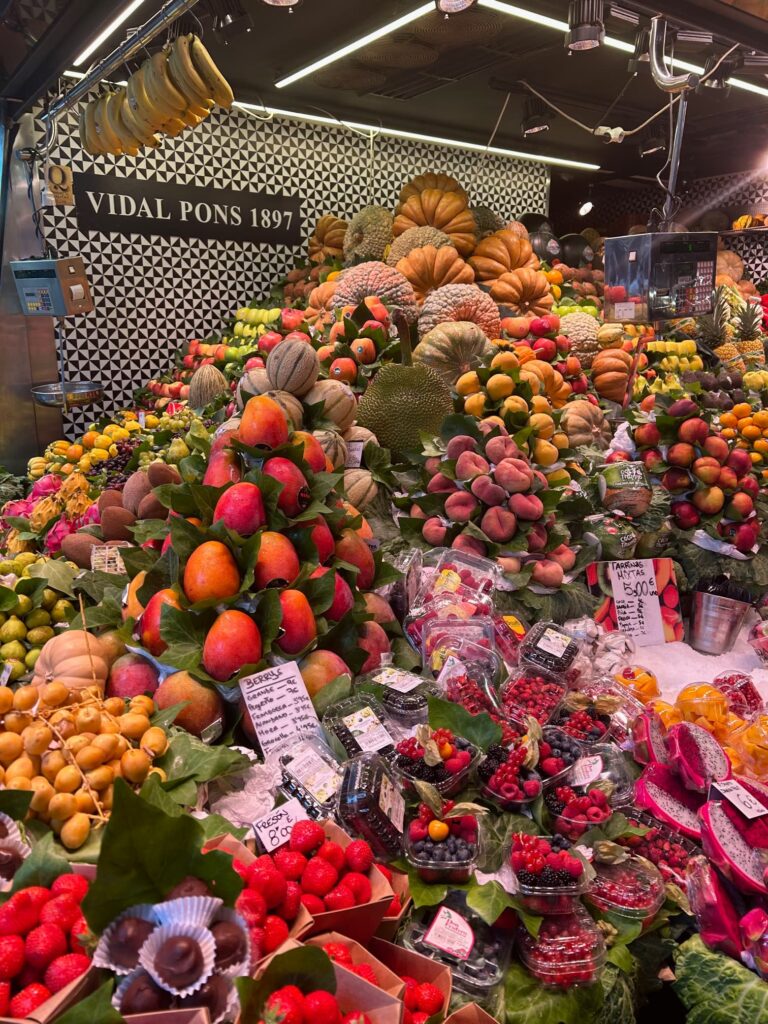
[699,799,768,896]
[687,855,744,960]
[634,762,704,840]
[666,721,732,792]
[632,709,669,765]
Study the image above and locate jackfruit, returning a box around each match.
[343,205,393,263]
[356,363,452,457]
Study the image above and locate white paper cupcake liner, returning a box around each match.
[112,967,170,1013]
[0,813,22,846]
[93,903,159,975]
[140,921,216,999]
[154,895,223,929]
[180,975,240,1024]
[208,907,251,979]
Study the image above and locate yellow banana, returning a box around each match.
[93,93,122,155]
[127,66,166,131]
[78,104,101,155]
[185,97,212,119]
[177,107,204,129]
[86,100,108,154]
[120,91,160,148]
[190,36,233,108]
[160,116,187,137]
[168,34,214,107]
[144,51,186,114]
[106,89,141,155]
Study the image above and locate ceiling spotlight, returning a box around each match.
[213,0,253,41]
[566,0,604,51]
[261,0,302,8]
[578,198,594,216]
[435,0,478,11]
[521,97,550,136]
[639,133,666,157]
[700,51,736,92]
[627,26,649,73]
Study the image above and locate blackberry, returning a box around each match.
[545,791,565,815]
[486,744,507,764]
[553,869,572,885]
[477,760,495,783]
[540,867,559,886]
[517,870,538,886]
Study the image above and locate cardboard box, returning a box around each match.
[374,869,411,943]
[123,1012,211,1024]
[369,939,452,1021]
[442,1005,498,1024]
[0,967,99,1024]
[306,932,405,998]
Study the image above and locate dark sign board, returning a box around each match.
[73,172,302,245]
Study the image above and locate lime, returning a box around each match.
[4,659,25,682]
[51,600,75,624]
[0,617,26,643]
[12,594,33,617]
[26,626,54,646]
[24,648,41,670]
[41,588,59,610]
[0,641,26,661]
[24,608,50,629]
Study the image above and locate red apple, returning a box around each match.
[259,331,283,354]
[605,450,631,463]
[532,338,557,361]
[639,448,665,473]
[671,500,701,530]
[727,449,753,478]
[281,308,305,331]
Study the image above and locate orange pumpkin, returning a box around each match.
[393,189,477,257]
[469,230,538,282]
[591,348,634,403]
[397,173,467,212]
[308,214,347,263]
[32,630,110,694]
[489,268,553,316]
[305,280,337,326]
[395,245,475,302]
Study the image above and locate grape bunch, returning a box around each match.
[96,438,143,489]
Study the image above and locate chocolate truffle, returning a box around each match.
[181,974,230,1020]
[155,934,205,990]
[211,919,247,970]
[110,916,155,969]
[119,971,174,1014]
[166,876,213,900]
[0,846,22,880]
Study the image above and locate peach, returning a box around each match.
[184,541,240,604]
[470,475,507,507]
[494,458,534,494]
[254,532,300,589]
[484,435,520,464]
[106,653,159,699]
[525,522,548,551]
[203,448,242,487]
[455,451,490,481]
[409,504,428,520]
[741,475,759,498]
[531,559,564,588]
[451,534,487,557]
[639,448,665,473]
[155,671,224,738]
[310,567,354,621]
[677,417,709,445]
[734,522,758,553]
[262,458,311,517]
[424,457,443,478]
[335,529,375,589]
[692,485,725,515]
[299,650,352,698]
[422,518,447,545]
[139,588,182,657]
[202,610,263,681]
[277,590,317,654]
[666,443,695,468]
[498,556,522,574]
[358,620,391,673]
[444,491,479,523]
[661,468,693,494]
[702,435,729,464]
[480,507,517,543]
[240,395,290,449]
[727,449,753,477]
[292,431,327,473]
[508,492,544,521]
[548,543,576,571]
[717,466,738,491]
[427,473,458,494]
[213,482,266,536]
[634,422,661,447]
[363,593,396,624]
[671,500,700,530]
[606,450,631,463]
[725,492,754,521]
[667,398,699,418]
[445,435,478,460]
[691,457,721,485]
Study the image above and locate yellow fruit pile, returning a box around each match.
[29,419,139,479]
[0,683,170,849]
[645,338,703,373]
[718,402,768,476]
[0,559,76,681]
[673,683,745,745]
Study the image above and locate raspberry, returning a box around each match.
[9,984,50,1018]
[415,982,444,1015]
[25,924,67,972]
[316,841,346,872]
[344,840,373,874]
[50,875,89,903]
[348,963,378,985]
[303,989,342,1024]
[0,981,8,1015]
[266,985,305,1024]
[289,820,326,854]
[247,865,288,909]
[342,872,372,905]
[263,915,290,954]
[236,890,267,927]
[69,915,89,954]
[323,885,356,911]
[277,881,302,922]
[40,896,79,932]
[323,942,353,965]
[43,953,90,994]
[443,757,463,775]
[300,893,326,914]
[301,858,338,897]
[0,935,25,980]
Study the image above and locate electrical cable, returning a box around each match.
[478,90,511,165]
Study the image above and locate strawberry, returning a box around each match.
[248,865,288,909]
[9,984,51,1017]
[233,859,250,881]
[299,893,325,915]
[265,985,305,1024]
[24,887,52,912]
[322,942,353,965]
[403,1011,413,1024]
[303,990,341,1024]
[316,841,345,872]
[415,982,444,1015]
[342,872,371,905]
[50,875,89,902]
[262,915,289,954]
[0,935,25,979]
[236,890,268,927]
[0,893,39,936]
[344,840,373,874]
[273,850,308,881]
[323,886,355,911]
[342,1014,372,1024]
[289,821,325,854]
[69,915,89,954]
[249,926,265,962]
[25,924,67,972]
[43,953,90,994]
[402,978,420,1011]
[348,963,377,985]
[277,881,302,922]
[253,854,277,870]
[301,858,338,897]
[0,981,8,1015]
[40,896,80,932]
[374,863,392,881]
[385,894,402,917]
[411,1013,429,1024]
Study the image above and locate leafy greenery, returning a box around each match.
[0,789,32,820]
[673,934,768,1024]
[504,959,605,1024]
[54,979,121,1024]
[427,696,502,751]
[3,832,70,899]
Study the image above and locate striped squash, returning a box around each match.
[344,468,378,509]
[236,368,270,409]
[304,379,357,432]
[263,390,304,429]
[266,340,320,396]
[314,429,348,468]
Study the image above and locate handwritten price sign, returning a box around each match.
[238,662,319,756]
[253,797,309,852]
[712,779,768,820]
[608,559,664,647]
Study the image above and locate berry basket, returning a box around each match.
[477,743,542,812]
[519,621,581,675]
[538,727,584,788]
[546,784,614,841]
[405,811,480,884]
[712,670,764,717]
[510,833,589,915]
[390,728,481,798]
[499,666,568,725]
[584,855,665,928]
[322,695,400,760]
[357,666,437,732]
[617,809,699,888]
[518,907,606,988]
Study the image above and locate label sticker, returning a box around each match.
[711,778,768,820]
[614,301,636,320]
[288,747,341,805]
[379,772,405,833]
[536,628,571,657]
[376,667,424,693]
[239,662,320,756]
[569,755,604,788]
[200,718,223,744]
[345,441,365,468]
[423,907,475,960]
[253,797,309,852]
[342,707,393,753]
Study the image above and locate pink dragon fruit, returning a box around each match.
[634,762,704,840]
[29,474,61,499]
[700,799,768,896]
[686,855,744,960]
[666,721,732,792]
[632,709,669,765]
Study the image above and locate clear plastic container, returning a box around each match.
[438,660,525,748]
[499,665,568,724]
[335,752,405,859]
[404,814,479,884]
[550,705,613,749]
[390,736,481,798]
[492,612,528,667]
[400,894,508,1010]
[519,621,581,675]
[518,908,606,988]
[616,809,698,889]
[405,599,494,652]
[712,670,764,717]
[377,547,423,621]
[510,834,589,915]
[357,666,436,730]
[538,726,584,787]
[278,737,343,819]
[431,549,500,600]
[567,742,634,806]
[422,618,498,676]
[322,695,399,760]
[726,714,768,777]
[477,745,542,812]
[585,856,665,927]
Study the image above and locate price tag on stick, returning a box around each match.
[608,559,665,647]
[253,797,309,852]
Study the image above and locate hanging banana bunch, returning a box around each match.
[79,34,234,157]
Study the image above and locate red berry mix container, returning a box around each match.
[537,727,584,787]
[438,659,522,747]
[518,907,606,988]
[500,666,568,725]
[616,810,698,889]
[545,784,613,841]
[477,743,542,811]
[712,670,764,716]
[585,855,665,929]
[510,833,589,915]
[391,726,480,798]
[405,802,480,884]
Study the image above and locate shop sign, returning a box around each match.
[73,172,302,245]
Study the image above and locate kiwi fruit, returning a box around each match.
[60,534,100,569]
[147,463,181,487]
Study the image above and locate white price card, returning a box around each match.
[569,755,603,788]
[238,661,320,756]
[345,441,365,468]
[253,797,309,852]
[711,778,768,820]
[608,559,664,647]
[423,906,475,960]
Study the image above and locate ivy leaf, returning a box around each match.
[4,833,70,900]
[150,701,188,731]
[27,559,79,597]
[465,878,517,926]
[158,604,211,674]
[120,546,160,579]
[310,674,353,717]
[237,947,336,1024]
[391,637,422,671]
[0,586,17,612]
[254,589,283,655]
[137,548,177,604]
[70,587,123,631]
[54,980,121,1024]
[129,519,169,547]
[427,696,502,751]
[504,959,605,1024]
[0,789,32,820]
[299,565,337,615]
[153,483,199,517]
[74,570,128,604]
[157,731,250,787]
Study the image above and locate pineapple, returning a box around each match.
[698,287,745,371]
[734,301,767,367]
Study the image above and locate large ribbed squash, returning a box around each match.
[489,268,553,316]
[397,173,467,211]
[304,281,337,327]
[418,284,501,340]
[393,189,477,257]
[332,262,419,324]
[308,214,347,263]
[413,321,492,385]
[560,399,612,448]
[591,349,633,404]
[344,468,378,509]
[266,341,319,396]
[33,630,110,694]
[304,379,357,432]
[469,230,538,282]
[189,364,229,408]
[395,245,475,303]
[518,360,572,408]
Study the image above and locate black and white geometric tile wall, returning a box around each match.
[42,101,550,435]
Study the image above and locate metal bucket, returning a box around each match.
[689,591,751,655]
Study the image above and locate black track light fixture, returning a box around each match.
[521,97,550,137]
[213,0,253,42]
[566,0,605,51]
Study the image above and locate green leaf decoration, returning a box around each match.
[141,775,246,838]
[137,548,177,605]
[128,519,170,547]
[310,673,353,717]
[606,944,635,975]
[0,586,19,612]
[4,832,70,899]
[465,878,517,926]
[54,979,122,1024]
[478,812,538,873]
[504,959,605,1024]
[70,586,124,631]
[81,780,242,934]
[300,567,337,616]
[673,934,768,1024]
[0,789,32,820]
[596,964,636,1024]
[150,701,188,731]
[237,946,336,1024]
[27,559,79,597]
[427,696,502,751]
[158,604,211,674]
[157,731,250,788]
[120,546,160,580]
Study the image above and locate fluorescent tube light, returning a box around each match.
[73,0,148,67]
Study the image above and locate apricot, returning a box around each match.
[239,394,290,449]
[184,541,241,604]
[310,567,354,621]
[334,529,375,590]
[277,590,317,654]
[480,507,517,543]
[253,532,300,589]
[202,609,263,681]
[213,482,266,536]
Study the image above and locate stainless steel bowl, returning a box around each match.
[31,381,104,408]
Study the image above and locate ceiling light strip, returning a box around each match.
[73,0,149,67]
